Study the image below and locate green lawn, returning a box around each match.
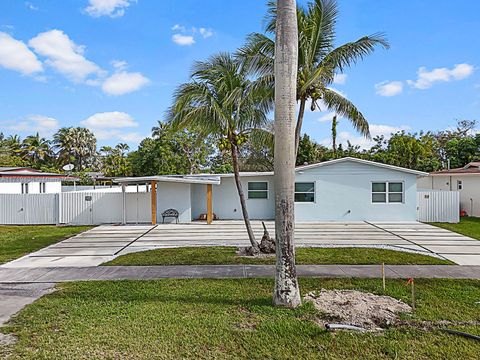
[0,225,91,264]
[103,246,452,266]
[432,217,480,240]
[2,278,479,359]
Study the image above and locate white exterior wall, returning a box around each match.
[0,180,62,194]
[191,176,275,220]
[418,175,480,217]
[157,182,192,222]
[191,162,419,222]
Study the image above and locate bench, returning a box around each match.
[161,208,179,223]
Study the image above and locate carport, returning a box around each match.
[115,175,221,225]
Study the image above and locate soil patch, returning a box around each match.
[305,289,412,331]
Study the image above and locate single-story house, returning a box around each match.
[417,161,480,217]
[0,167,75,194]
[116,157,427,223]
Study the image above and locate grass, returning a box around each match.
[1,278,479,359]
[103,246,453,266]
[432,217,480,240]
[0,225,91,264]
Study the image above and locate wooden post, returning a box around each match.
[206,184,213,224]
[150,180,157,225]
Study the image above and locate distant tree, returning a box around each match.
[18,133,53,167]
[53,127,97,170]
[168,53,272,253]
[238,0,389,153]
[101,143,132,177]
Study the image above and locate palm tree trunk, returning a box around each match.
[230,144,259,253]
[273,0,301,308]
[294,97,306,157]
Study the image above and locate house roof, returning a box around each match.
[0,167,78,180]
[429,161,480,176]
[295,157,428,176]
[115,175,221,185]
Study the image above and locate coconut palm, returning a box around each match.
[168,53,272,253]
[18,133,53,166]
[53,127,97,170]
[273,0,301,308]
[238,0,389,153]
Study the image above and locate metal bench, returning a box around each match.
[161,208,179,223]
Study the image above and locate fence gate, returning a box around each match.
[0,194,58,225]
[417,190,460,223]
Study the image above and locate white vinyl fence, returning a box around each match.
[0,194,58,224]
[417,190,460,223]
[0,192,150,225]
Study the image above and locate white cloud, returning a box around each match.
[318,112,337,123]
[29,29,103,83]
[171,24,186,32]
[172,33,195,46]
[84,0,134,18]
[327,124,411,149]
[111,59,127,70]
[25,2,38,10]
[8,115,59,136]
[81,111,138,129]
[199,28,214,39]
[0,32,43,75]
[375,80,403,96]
[93,129,144,143]
[102,71,150,95]
[407,63,475,89]
[333,73,347,85]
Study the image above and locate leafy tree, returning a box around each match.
[18,133,53,167]
[168,53,272,253]
[53,127,98,170]
[238,0,388,153]
[101,144,132,177]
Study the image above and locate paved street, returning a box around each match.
[3,221,480,267]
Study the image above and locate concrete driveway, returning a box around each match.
[2,221,479,267]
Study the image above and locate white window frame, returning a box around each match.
[457,180,463,190]
[247,181,269,199]
[371,181,404,204]
[21,183,29,194]
[294,182,316,203]
[39,182,46,193]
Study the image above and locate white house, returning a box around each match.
[116,157,428,223]
[417,161,480,217]
[0,167,74,194]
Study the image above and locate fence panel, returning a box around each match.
[417,190,460,223]
[0,194,57,224]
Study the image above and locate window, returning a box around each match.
[21,183,29,194]
[39,182,46,193]
[372,182,403,203]
[248,182,268,199]
[295,182,315,202]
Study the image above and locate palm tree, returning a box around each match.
[273,0,301,308]
[168,53,272,253]
[18,133,53,167]
[115,143,130,157]
[238,0,389,154]
[53,127,97,170]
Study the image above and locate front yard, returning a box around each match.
[432,217,480,240]
[0,226,91,264]
[1,278,479,359]
[104,246,452,266]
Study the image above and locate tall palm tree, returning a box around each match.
[238,0,389,154]
[53,127,97,170]
[19,133,53,166]
[168,53,272,253]
[273,0,301,308]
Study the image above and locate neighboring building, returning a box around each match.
[417,161,480,217]
[117,157,428,222]
[0,167,75,194]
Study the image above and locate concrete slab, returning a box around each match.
[438,254,480,266]
[4,256,114,268]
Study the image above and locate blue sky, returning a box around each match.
[1,0,479,150]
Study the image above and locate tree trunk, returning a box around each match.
[332,115,337,156]
[294,97,306,158]
[231,143,259,253]
[273,0,301,308]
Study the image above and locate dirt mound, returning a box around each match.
[305,289,412,331]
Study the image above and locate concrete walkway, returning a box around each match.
[3,221,480,267]
[1,265,480,282]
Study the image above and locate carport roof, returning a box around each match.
[114,175,221,185]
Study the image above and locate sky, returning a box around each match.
[1,0,479,150]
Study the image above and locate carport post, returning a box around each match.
[151,180,157,225]
[207,184,213,224]
[122,184,126,225]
